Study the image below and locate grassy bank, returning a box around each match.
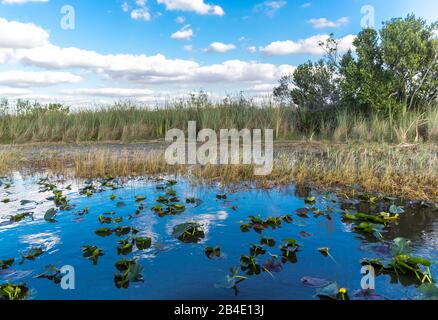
[1,142,437,202]
[0,101,437,144]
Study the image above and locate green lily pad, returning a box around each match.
[81,246,103,265]
[134,237,152,250]
[117,239,133,255]
[0,283,29,300]
[205,246,221,259]
[44,208,57,222]
[9,212,33,223]
[0,258,14,270]
[172,222,205,243]
[95,228,113,237]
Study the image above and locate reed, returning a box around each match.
[1,142,437,201]
[0,101,437,144]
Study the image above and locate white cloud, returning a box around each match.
[121,2,129,12]
[0,87,32,96]
[205,42,236,53]
[254,1,287,17]
[246,83,276,94]
[260,34,356,56]
[135,0,147,6]
[1,0,48,4]
[171,24,193,40]
[15,43,295,85]
[131,8,151,21]
[157,0,225,16]
[247,46,257,54]
[301,2,311,8]
[308,17,349,29]
[183,44,193,52]
[60,87,154,98]
[175,16,186,24]
[0,49,13,64]
[0,70,81,88]
[0,17,49,49]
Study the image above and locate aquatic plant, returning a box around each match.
[20,247,44,264]
[9,212,33,223]
[205,246,221,259]
[36,265,63,284]
[114,259,144,289]
[44,208,57,222]
[361,237,434,284]
[81,246,104,265]
[240,255,261,275]
[172,223,205,243]
[0,283,29,300]
[0,258,14,270]
[117,239,133,255]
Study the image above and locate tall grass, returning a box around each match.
[1,143,437,201]
[0,99,437,144]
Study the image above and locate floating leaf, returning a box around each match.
[263,258,282,273]
[135,196,146,202]
[0,283,29,300]
[318,247,330,257]
[134,237,152,250]
[172,223,205,243]
[250,244,266,257]
[9,212,33,223]
[216,194,227,200]
[260,237,276,247]
[0,258,14,270]
[301,276,333,288]
[44,208,57,222]
[205,246,221,259]
[117,239,133,255]
[21,247,44,263]
[240,255,261,275]
[81,246,103,265]
[304,197,316,205]
[389,205,405,215]
[95,228,113,237]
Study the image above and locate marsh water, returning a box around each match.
[1,173,437,300]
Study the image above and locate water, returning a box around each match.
[1,173,437,300]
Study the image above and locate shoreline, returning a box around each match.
[1,141,437,202]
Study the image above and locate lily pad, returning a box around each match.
[0,283,29,300]
[172,222,205,243]
[205,246,221,259]
[44,208,57,222]
[81,246,103,265]
[301,276,333,288]
[0,258,14,270]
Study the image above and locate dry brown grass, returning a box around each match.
[1,142,437,201]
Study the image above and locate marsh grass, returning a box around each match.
[1,143,437,201]
[0,101,437,144]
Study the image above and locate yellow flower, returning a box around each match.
[339,288,347,295]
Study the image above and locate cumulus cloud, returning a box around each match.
[204,42,236,53]
[60,87,154,97]
[260,34,356,56]
[0,87,32,96]
[254,1,287,17]
[0,17,49,49]
[175,16,186,24]
[308,17,349,29]
[247,46,257,54]
[0,70,81,87]
[157,0,225,16]
[171,24,193,40]
[131,8,151,21]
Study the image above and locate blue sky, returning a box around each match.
[0,0,437,106]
